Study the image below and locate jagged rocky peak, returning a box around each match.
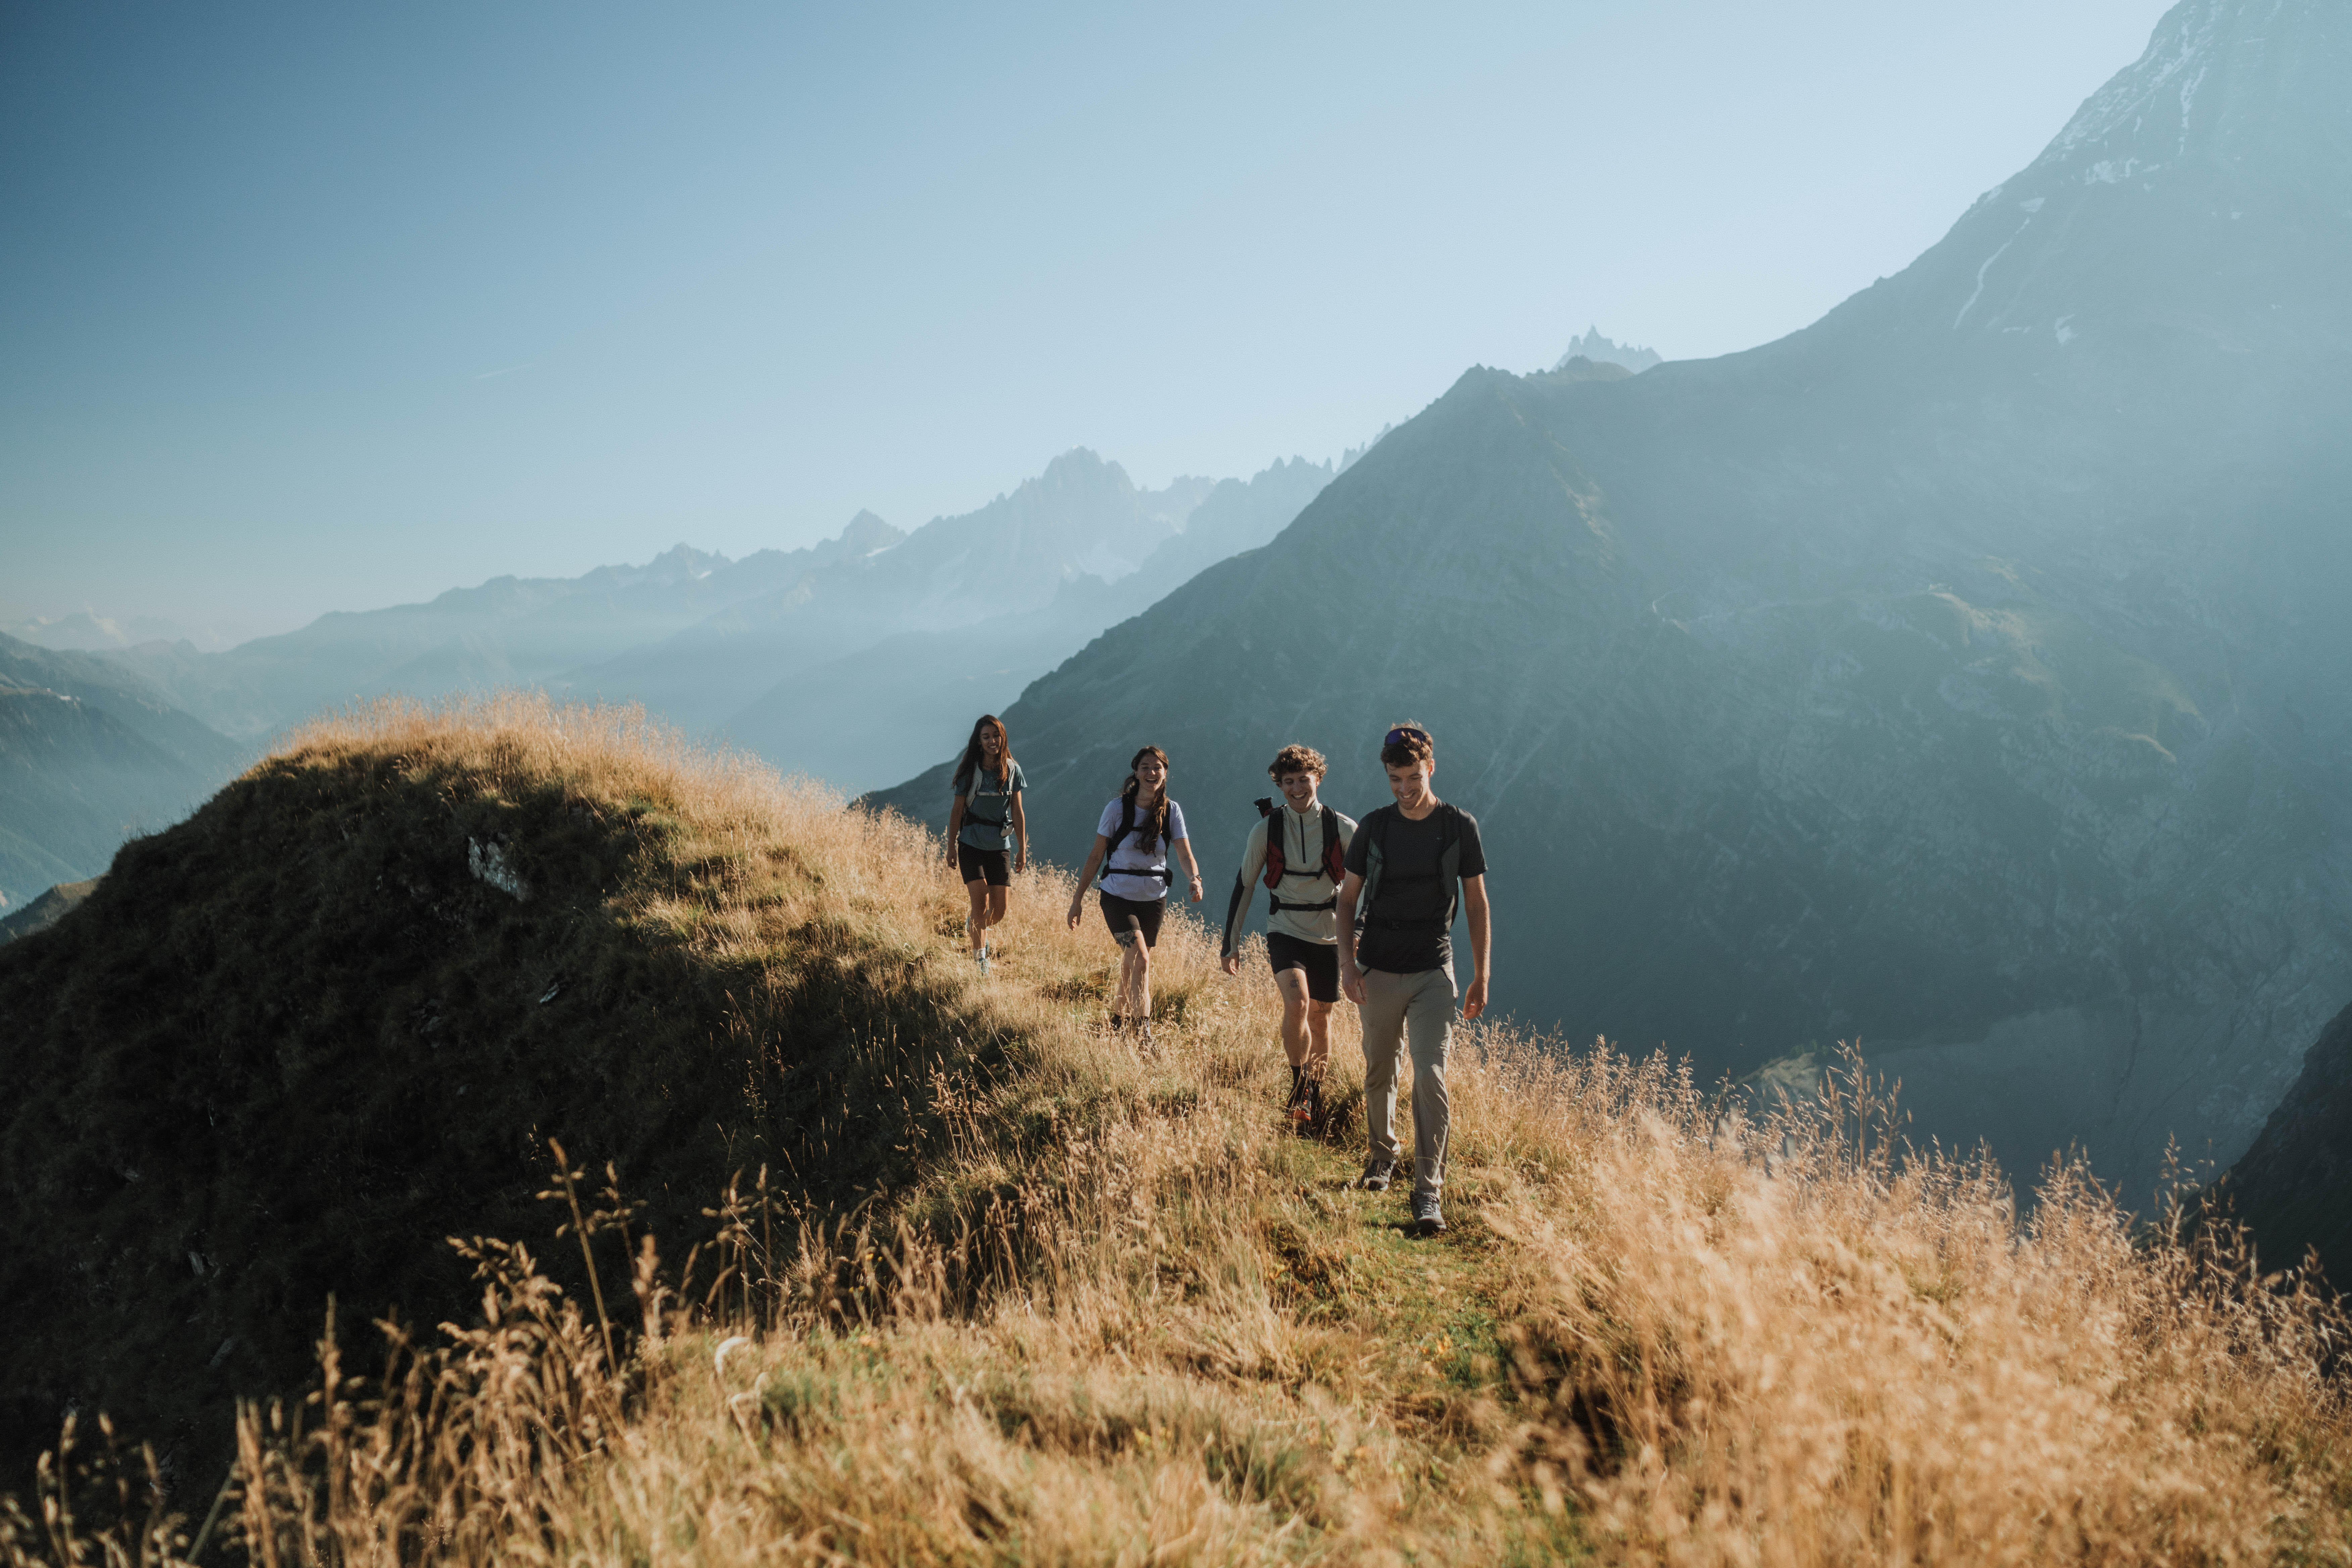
[834,509,904,555]
[1554,326,1661,374]
[630,543,731,586]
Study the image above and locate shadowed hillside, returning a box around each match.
[0,697,1016,1479]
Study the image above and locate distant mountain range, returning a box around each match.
[0,445,1342,897]
[875,0,2352,1207]
[98,448,1336,798]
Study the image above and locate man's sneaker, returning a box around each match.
[1411,1195,1446,1236]
[976,947,990,976]
[1355,1158,1396,1192]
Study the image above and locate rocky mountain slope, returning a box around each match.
[2221,999,2352,1282]
[0,879,97,945]
[874,0,2352,1204]
[0,635,246,906]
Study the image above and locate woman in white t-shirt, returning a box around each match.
[1066,745,1203,1038]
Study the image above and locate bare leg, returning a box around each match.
[964,880,989,954]
[1122,941,1153,1022]
[1275,968,1313,1067]
[1305,998,1333,1083]
[986,884,1009,933]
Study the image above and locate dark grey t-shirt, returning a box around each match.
[1345,803,1486,974]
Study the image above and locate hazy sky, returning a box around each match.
[2,0,2169,638]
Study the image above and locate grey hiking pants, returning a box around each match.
[1360,965,1456,1202]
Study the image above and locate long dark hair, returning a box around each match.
[1121,745,1170,853]
[952,714,1012,793]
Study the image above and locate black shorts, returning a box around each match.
[1266,931,1340,1003]
[957,842,1010,887]
[1099,891,1166,949]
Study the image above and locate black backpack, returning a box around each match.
[1099,792,1179,886]
[1253,796,1345,913]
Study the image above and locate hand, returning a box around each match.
[1340,962,1365,1007]
[1066,897,1083,931]
[1463,976,1488,1021]
[1015,848,1028,874]
[1220,953,1240,977]
[1186,875,1203,903]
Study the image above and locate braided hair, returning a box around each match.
[1121,745,1170,852]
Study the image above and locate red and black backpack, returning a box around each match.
[1253,797,1346,913]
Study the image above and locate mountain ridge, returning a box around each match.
[870,0,2352,1204]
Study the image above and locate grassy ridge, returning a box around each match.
[9,698,2351,1564]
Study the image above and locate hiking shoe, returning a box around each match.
[1290,1076,1323,1137]
[976,947,990,976]
[1355,1158,1395,1192]
[1411,1196,1446,1236]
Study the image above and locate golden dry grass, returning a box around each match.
[8,695,2349,1566]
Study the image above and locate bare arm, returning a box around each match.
[944,796,965,867]
[1461,874,1490,1021]
[1174,837,1203,903]
[1065,834,1111,928]
[1010,794,1028,873]
[1334,870,1366,1004]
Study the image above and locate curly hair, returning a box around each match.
[1378,721,1435,769]
[1267,743,1327,780]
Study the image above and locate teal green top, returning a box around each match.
[956,759,1026,851]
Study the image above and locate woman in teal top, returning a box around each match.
[945,714,1027,973]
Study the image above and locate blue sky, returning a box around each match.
[1,0,2168,638]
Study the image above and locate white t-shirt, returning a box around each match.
[1096,794,1188,902]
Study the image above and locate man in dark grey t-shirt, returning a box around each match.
[1335,721,1490,1236]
